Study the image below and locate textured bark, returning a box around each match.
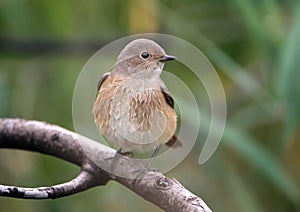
[0,118,212,212]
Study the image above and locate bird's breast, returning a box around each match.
[94,77,176,151]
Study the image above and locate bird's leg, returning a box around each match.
[133,144,162,181]
[110,148,133,174]
[145,144,161,170]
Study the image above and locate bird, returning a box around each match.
[93,38,180,177]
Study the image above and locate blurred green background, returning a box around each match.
[1,0,300,211]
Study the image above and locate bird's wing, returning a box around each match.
[160,80,174,108]
[160,80,182,148]
[97,72,110,91]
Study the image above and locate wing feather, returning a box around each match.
[160,80,183,148]
[160,80,174,108]
[97,72,110,91]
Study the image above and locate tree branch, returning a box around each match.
[0,118,212,212]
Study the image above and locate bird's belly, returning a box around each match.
[101,89,176,152]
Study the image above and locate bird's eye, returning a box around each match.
[141,52,150,59]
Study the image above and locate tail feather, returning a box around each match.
[165,135,182,148]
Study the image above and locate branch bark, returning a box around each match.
[0,118,212,212]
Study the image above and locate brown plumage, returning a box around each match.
[93,38,181,155]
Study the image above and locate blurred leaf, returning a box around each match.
[224,160,264,212]
[41,0,75,38]
[128,0,159,33]
[223,122,300,206]
[277,3,300,147]
[184,101,300,206]
[158,1,269,101]
[231,0,270,49]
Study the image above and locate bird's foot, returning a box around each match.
[118,151,134,158]
[109,149,134,174]
[132,166,159,183]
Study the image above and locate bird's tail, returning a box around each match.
[165,135,183,148]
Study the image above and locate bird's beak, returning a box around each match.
[159,55,176,62]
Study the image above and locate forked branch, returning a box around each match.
[0,118,211,212]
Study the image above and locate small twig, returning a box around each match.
[0,171,96,199]
[0,118,212,212]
